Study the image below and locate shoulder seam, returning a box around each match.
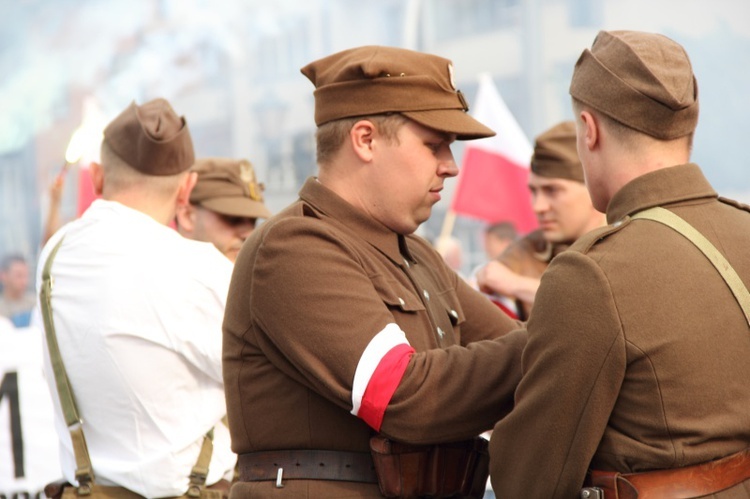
[718,196,750,213]
[572,221,628,253]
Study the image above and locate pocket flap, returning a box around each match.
[369,274,424,312]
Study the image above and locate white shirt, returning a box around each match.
[33,199,235,498]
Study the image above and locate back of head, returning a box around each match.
[569,30,698,140]
[103,98,195,177]
[189,158,272,220]
[300,45,495,141]
[435,236,463,272]
[485,221,518,242]
[484,222,518,260]
[530,121,583,182]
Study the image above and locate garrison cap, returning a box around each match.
[189,157,272,219]
[103,98,195,175]
[569,30,699,140]
[300,45,495,140]
[530,121,583,183]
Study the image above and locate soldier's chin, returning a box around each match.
[541,228,564,243]
[411,218,429,234]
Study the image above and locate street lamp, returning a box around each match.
[253,92,288,191]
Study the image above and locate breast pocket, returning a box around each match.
[437,288,466,343]
[369,274,424,313]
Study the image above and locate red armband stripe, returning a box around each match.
[356,343,414,431]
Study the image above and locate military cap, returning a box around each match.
[569,30,699,140]
[103,98,195,175]
[189,157,272,219]
[300,45,495,140]
[530,121,584,183]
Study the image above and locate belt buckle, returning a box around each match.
[580,487,604,499]
[276,468,284,488]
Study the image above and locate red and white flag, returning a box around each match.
[65,97,105,217]
[450,73,537,234]
[76,166,97,217]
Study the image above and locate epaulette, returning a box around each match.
[719,196,750,214]
[569,219,630,254]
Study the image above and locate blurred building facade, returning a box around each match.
[1,0,748,277]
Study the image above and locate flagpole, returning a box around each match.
[438,209,456,242]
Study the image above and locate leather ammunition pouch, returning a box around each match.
[369,435,489,499]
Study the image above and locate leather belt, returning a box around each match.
[237,449,378,484]
[587,447,750,499]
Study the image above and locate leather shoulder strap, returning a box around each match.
[631,207,750,326]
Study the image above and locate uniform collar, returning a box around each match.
[606,163,717,224]
[298,178,410,264]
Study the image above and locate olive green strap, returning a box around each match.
[187,428,214,497]
[631,207,750,325]
[40,237,96,494]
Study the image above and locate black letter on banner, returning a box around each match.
[0,372,24,477]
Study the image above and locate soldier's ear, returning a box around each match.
[350,119,376,162]
[90,162,104,195]
[176,171,198,207]
[579,110,599,152]
[174,203,196,234]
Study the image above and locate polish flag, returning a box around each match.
[450,73,537,234]
[76,167,97,217]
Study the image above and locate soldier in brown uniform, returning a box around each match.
[222,46,527,498]
[175,157,271,262]
[477,121,605,320]
[490,30,750,498]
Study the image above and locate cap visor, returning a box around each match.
[402,109,495,140]
[200,197,272,219]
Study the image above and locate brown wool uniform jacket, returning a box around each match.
[498,229,568,320]
[490,164,750,498]
[223,178,526,498]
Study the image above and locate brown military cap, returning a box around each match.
[569,30,699,140]
[189,157,272,219]
[300,45,495,140]
[103,98,195,175]
[530,121,583,183]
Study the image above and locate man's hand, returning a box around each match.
[42,174,66,245]
[477,261,540,307]
[49,175,65,204]
[477,261,517,296]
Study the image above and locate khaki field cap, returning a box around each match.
[300,45,495,140]
[530,121,584,183]
[569,30,699,140]
[189,158,272,219]
[103,98,195,175]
